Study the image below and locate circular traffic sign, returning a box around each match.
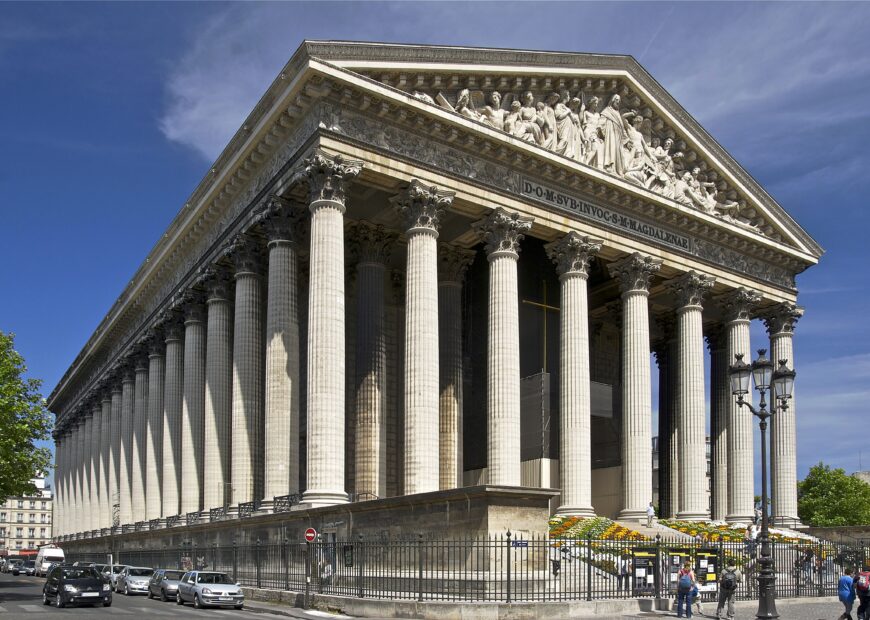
[304,527,317,542]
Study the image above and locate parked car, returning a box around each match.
[148,568,185,602]
[8,559,25,575]
[42,565,112,608]
[104,564,127,589]
[22,560,37,576]
[176,571,244,609]
[115,566,153,595]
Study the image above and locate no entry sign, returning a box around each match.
[304,527,317,542]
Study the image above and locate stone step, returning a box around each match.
[614,519,694,541]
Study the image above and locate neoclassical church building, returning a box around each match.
[50,42,821,542]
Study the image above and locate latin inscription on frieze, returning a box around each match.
[521,179,692,253]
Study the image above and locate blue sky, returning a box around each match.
[2,2,869,490]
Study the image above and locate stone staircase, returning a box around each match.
[615,518,694,541]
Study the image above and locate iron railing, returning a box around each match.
[64,535,862,603]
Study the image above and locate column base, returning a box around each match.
[555,505,596,518]
[618,508,648,522]
[676,511,710,522]
[771,516,804,529]
[301,490,348,508]
[725,513,754,525]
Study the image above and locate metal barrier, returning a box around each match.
[63,535,863,603]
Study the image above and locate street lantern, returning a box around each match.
[772,359,796,402]
[751,349,773,392]
[729,353,751,396]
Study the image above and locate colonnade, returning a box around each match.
[53,152,802,538]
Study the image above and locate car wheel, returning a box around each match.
[125,583,130,596]
[160,589,167,602]
[42,591,51,605]
[194,594,202,609]
[56,593,65,608]
[147,589,153,599]
[103,600,112,607]
[235,604,244,610]
[176,592,184,605]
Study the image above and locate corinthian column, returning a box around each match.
[438,243,475,490]
[719,288,761,523]
[608,253,661,520]
[546,233,602,516]
[764,302,803,526]
[131,356,149,522]
[180,296,206,516]
[203,270,233,513]
[119,368,135,525]
[350,222,394,498]
[88,403,100,531]
[394,181,453,494]
[302,151,362,507]
[669,272,715,520]
[260,197,303,504]
[475,208,533,486]
[109,384,122,527]
[706,328,729,521]
[100,393,112,529]
[162,319,184,518]
[145,336,165,520]
[73,419,84,533]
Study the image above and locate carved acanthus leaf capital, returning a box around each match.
[474,207,533,258]
[667,271,715,309]
[224,235,261,275]
[763,302,803,336]
[705,324,725,353]
[717,287,762,322]
[303,150,363,206]
[199,265,233,302]
[545,232,602,278]
[349,222,396,265]
[390,269,405,304]
[607,252,662,294]
[393,180,454,234]
[257,195,304,243]
[438,243,476,283]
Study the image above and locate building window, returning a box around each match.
[28,528,35,538]
[41,514,47,523]
[41,501,47,510]
[16,513,23,523]
[0,527,5,537]
[40,528,46,536]
[16,528,23,537]
[17,500,23,508]
[0,512,5,522]
[29,501,36,509]
[29,514,35,523]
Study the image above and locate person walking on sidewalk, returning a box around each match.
[677,561,696,618]
[854,567,870,620]
[715,561,742,620]
[647,502,656,528]
[839,567,857,620]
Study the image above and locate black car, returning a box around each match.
[22,560,37,576]
[42,565,112,608]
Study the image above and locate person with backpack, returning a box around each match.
[617,554,632,593]
[716,561,742,620]
[676,561,696,618]
[839,567,857,620]
[855,568,870,620]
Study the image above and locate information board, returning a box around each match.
[631,547,657,596]
[695,548,719,593]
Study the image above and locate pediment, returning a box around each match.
[299,41,822,261]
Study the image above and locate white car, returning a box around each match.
[104,565,128,589]
[115,566,153,595]
[176,571,244,609]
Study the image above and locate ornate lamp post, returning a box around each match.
[729,349,796,620]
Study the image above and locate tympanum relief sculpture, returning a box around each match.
[411,87,752,232]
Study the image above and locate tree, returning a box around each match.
[797,462,870,527]
[0,331,52,503]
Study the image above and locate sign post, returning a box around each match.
[304,528,317,543]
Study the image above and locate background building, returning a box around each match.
[0,475,53,556]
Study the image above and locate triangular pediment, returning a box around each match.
[297,41,822,261]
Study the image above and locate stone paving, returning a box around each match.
[619,596,839,619]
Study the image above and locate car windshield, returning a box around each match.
[23,561,35,567]
[112,566,126,573]
[129,568,153,576]
[196,573,234,584]
[62,568,99,579]
[163,571,184,580]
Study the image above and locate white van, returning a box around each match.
[35,546,65,577]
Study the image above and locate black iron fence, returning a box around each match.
[65,534,867,603]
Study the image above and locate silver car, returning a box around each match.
[176,571,244,609]
[148,568,185,602]
[115,566,153,595]
[103,565,127,589]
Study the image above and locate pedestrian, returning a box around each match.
[715,560,742,620]
[319,558,333,586]
[647,502,656,528]
[676,561,696,618]
[549,544,562,577]
[839,567,856,620]
[802,548,815,585]
[691,581,704,616]
[855,567,870,620]
[743,525,755,556]
[617,554,632,593]
[754,505,762,525]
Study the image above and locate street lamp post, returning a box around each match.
[729,349,795,620]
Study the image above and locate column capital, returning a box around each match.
[653,312,677,344]
[390,269,405,304]
[705,324,726,353]
[257,195,304,244]
[199,265,233,302]
[304,149,362,208]
[763,302,803,336]
[224,236,261,276]
[474,207,533,259]
[545,232,602,279]
[349,222,396,265]
[438,243,475,284]
[393,180,454,236]
[717,287,762,322]
[667,271,715,309]
[608,253,662,294]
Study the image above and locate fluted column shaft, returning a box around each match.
[203,276,233,512]
[609,253,661,520]
[708,333,730,521]
[547,233,601,515]
[145,346,165,519]
[100,396,112,528]
[56,436,66,536]
[109,387,122,527]
[766,303,802,525]
[88,407,100,530]
[303,152,361,507]
[73,422,83,533]
[671,272,713,520]
[181,305,206,515]
[119,373,135,525]
[477,208,533,487]
[263,200,301,502]
[230,243,264,507]
[162,326,184,517]
[131,361,149,522]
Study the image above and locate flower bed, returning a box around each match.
[549,516,648,541]
[658,519,814,544]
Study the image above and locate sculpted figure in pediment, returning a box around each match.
[520,91,545,145]
[598,94,637,176]
[674,171,708,209]
[554,90,580,160]
[412,91,436,105]
[480,91,506,131]
[568,96,585,161]
[580,94,602,167]
[540,92,559,150]
[645,137,683,199]
[623,115,656,187]
[456,89,483,122]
